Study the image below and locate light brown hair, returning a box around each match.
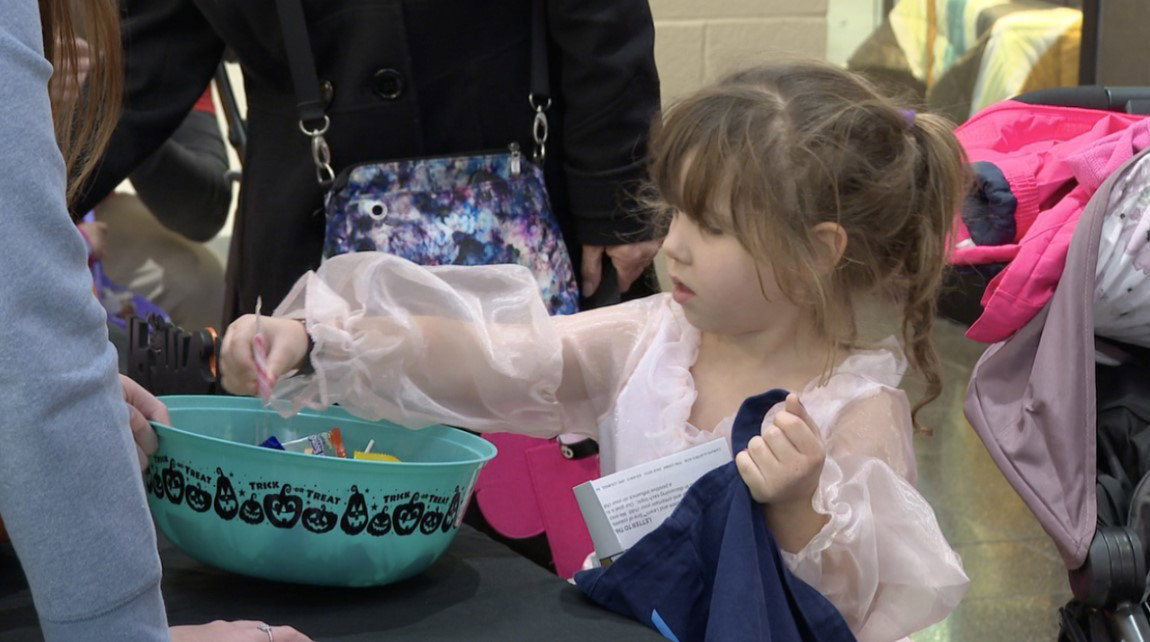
[648,60,969,427]
[39,0,122,209]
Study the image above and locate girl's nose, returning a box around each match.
[662,213,689,264]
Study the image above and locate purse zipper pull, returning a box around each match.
[509,142,521,176]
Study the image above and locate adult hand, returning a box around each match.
[219,315,310,396]
[78,221,108,261]
[119,374,167,471]
[581,240,661,298]
[47,36,90,105]
[171,620,313,642]
[735,394,826,506]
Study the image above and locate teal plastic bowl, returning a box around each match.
[145,395,496,587]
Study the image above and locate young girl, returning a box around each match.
[220,60,970,641]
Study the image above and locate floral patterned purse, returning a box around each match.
[277,0,578,314]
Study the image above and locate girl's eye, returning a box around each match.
[701,223,724,236]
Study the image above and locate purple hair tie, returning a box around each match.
[900,108,917,128]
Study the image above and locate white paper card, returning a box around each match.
[574,438,732,563]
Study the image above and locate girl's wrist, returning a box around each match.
[293,320,316,375]
[764,490,816,519]
[763,488,828,553]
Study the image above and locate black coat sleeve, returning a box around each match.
[546,0,661,246]
[130,108,232,243]
[75,0,225,215]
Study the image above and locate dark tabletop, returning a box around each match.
[0,526,660,641]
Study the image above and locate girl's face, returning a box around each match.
[662,209,792,336]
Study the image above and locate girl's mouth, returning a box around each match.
[671,278,695,304]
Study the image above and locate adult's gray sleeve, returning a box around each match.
[0,2,170,640]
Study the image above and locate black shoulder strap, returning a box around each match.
[529,0,549,102]
[275,0,327,129]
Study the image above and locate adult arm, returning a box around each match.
[130,104,232,243]
[74,0,225,214]
[546,0,661,247]
[0,2,168,638]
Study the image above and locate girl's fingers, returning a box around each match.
[785,393,818,435]
[775,395,823,455]
[220,316,259,395]
[264,319,308,377]
[763,422,799,461]
[735,450,770,503]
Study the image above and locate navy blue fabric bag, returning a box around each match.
[574,389,855,642]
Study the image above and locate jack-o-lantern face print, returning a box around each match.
[264,485,304,529]
[213,468,238,520]
[392,494,426,536]
[341,485,369,535]
[302,505,338,534]
[239,497,265,525]
[163,462,185,504]
[184,484,212,512]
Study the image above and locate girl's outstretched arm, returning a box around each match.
[227,252,660,437]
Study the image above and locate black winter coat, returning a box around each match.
[79,0,660,322]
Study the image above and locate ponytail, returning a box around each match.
[898,112,969,430]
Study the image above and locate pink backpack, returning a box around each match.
[473,433,598,578]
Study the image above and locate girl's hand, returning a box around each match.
[171,621,313,642]
[736,393,826,507]
[219,315,310,396]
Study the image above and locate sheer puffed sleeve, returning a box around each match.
[271,252,661,437]
[783,386,969,641]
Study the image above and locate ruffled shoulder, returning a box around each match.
[620,298,724,460]
[798,337,908,435]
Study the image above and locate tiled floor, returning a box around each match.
[909,318,1073,640]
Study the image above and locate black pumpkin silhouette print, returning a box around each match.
[264,484,304,529]
[301,505,338,534]
[148,469,165,499]
[213,468,238,520]
[441,486,462,533]
[184,484,212,513]
[419,509,444,535]
[239,496,265,525]
[366,507,392,536]
[340,485,369,535]
[162,461,185,505]
[392,493,426,536]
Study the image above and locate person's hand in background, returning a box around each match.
[77,220,107,261]
[47,36,90,105]
[581,240,662,298]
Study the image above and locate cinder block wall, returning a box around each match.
[650,0,830,104]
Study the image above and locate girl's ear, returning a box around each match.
[811,222,847,274]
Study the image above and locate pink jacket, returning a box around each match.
[951,101,1150,343]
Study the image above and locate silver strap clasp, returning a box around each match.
[529,94,551,164]
[299,116,335,186]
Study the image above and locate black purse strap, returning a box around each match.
[276,0,550,186]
